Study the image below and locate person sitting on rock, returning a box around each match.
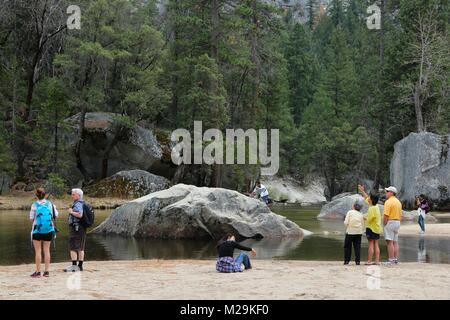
[216,233,256,273]
[251,181,270,204]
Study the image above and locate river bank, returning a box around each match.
[1,260,449,300]
[0,193,127,210]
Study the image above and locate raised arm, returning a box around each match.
[358,184,369,199]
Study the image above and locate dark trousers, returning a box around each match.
[344,234,362,264]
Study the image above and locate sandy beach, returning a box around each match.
[1,260,449,300]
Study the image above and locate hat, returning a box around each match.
[385,186,398,194]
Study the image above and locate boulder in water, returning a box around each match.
[93,184,305,239]
[318,193,437,222]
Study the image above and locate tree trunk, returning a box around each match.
[172,164,185,184]
[373,0,386,191]
[249,0,261,128]
[210,0,223,187]
[53,107,59,171]
[101,127,125,179]
[75,108,90,181]
[414,87,425,132]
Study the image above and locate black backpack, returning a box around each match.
[80,202,95,228]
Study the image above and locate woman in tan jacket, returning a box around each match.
[343,201,365,265]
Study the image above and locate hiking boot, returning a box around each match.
[30,272,41,278]
[64,265,80,272]
[43,271,49,277]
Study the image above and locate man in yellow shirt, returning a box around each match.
[383,186,402,265]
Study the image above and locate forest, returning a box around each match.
[0,0,449,199]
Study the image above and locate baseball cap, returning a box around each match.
[385,186,398,194]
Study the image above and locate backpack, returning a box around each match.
[33,201,55,234]
[80,202,95,228]
[425,200,432,213]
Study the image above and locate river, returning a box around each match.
[0,205,449,265]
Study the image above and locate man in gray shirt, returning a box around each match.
[64,188,86,272]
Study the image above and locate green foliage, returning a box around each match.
[44,173,68,197]
[0,0,448,193]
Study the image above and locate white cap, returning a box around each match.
[385,186,398,194]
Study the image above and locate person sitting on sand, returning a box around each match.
[216,233,257,273]
[29,188,58,278]
[343,201,365,265]
[358,185,381,265]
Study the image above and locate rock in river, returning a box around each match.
[84,170,170,199]
[93,184,305,239]
[318,193,437,222]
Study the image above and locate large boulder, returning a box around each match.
[318,193,437,222]
[264,175,326,205]
[63,112,163,181]
[84,170,170,199]
[391,132,450,210]
[318,194,367,219]
[93,184,305,239]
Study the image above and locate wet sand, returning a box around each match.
[399,223,450,237]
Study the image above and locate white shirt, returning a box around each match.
[344,210,365,235]
[253,184,269,197]
[418,208,426,219]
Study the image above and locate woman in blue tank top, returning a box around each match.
[29,188,58,278]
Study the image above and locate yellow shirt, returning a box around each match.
[364,198,382,234]
[384,196,402,220]
[344,210,365,235]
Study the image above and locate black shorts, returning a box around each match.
[32,232,54,242]
[69,225,87,251]
[366,228,380,240]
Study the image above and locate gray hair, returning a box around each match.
[71,188,84,199]
[353,200,362,211]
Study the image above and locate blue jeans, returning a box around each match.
[418,215,425,232]
[261,195,269,204]
[235,253,252,270]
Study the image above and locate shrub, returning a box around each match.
[44,173,67,197]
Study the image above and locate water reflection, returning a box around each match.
[90,235,304,260]
[418,237,430,263]
[2,208,450,265]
